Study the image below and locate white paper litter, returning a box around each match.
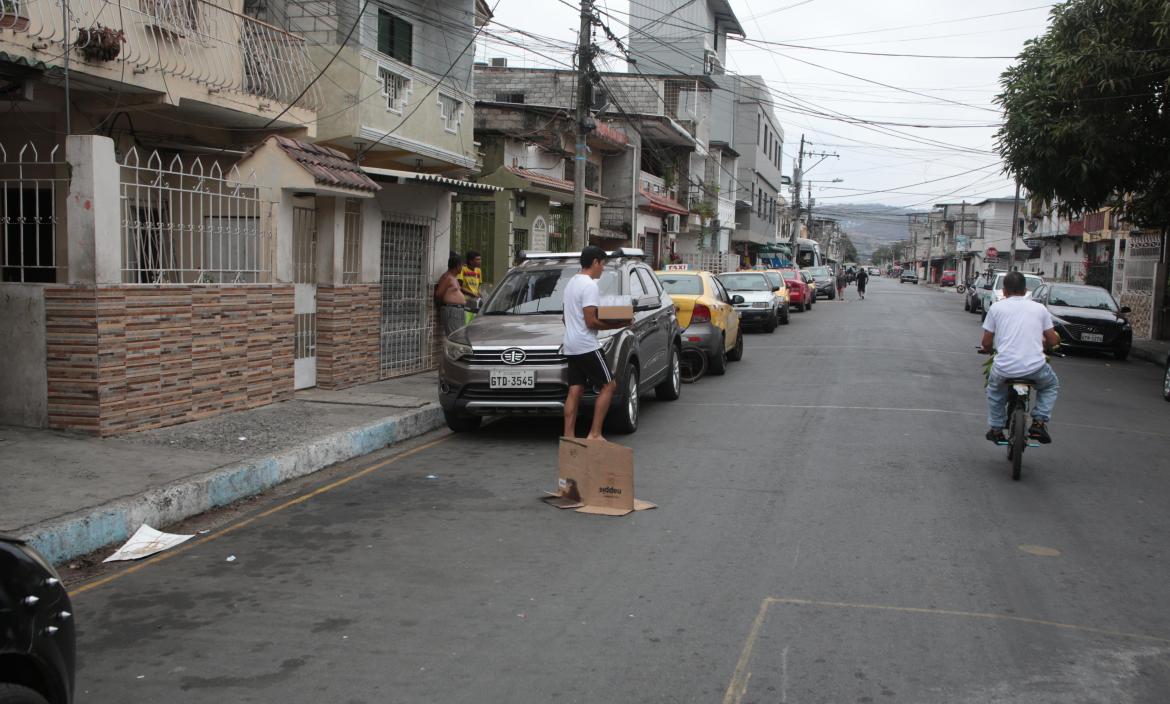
[103,524,194,563]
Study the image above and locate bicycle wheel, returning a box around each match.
[1009,406,1027,481]
[679,347,707,384]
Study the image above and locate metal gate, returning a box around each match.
[1121,233,1162,339]
[640,231,659,269]
[293,204,317,389]
[380,213,435,378]
[451,199,495,282]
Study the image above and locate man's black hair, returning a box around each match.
[465,250,481,262]
[580,245,607,269]
[1003,270,1027,295]
[448,253,463,270]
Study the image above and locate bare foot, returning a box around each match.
[585,433,606,442]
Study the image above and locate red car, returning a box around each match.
[773,268,814,311]
[940,269,957,286]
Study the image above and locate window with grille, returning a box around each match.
[495,92,525,104]
[342,198,362,284]
[379,68,409,113]
[377,10,412,65]
[438,94,462,133]
[141,0,199,34]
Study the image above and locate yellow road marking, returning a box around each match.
[721,596,1170,703]
[71,435,451,596]
[1018,544,1062,557]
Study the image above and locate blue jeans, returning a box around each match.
[986,363,1059,429]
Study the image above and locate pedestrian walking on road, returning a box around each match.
[835,268,847,300]
[436,253,466,337]
[562,245,630,440]
[856,266,869,300]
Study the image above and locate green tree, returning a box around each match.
[838,233,859,263]
[996,0,1170,226]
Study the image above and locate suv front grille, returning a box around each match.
[467,348,567,366]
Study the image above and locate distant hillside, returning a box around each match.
[814,203,925,258]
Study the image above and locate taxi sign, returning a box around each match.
[664,263,690,270]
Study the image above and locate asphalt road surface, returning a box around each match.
[70,277,1170,704]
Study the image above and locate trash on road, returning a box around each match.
[225,555,237,562]
[425,474,439,480]
[543,438,656,516]
[103,524,195,562]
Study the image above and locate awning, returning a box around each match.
[478,166,606,204]
[361,167,502,194]
[638,189,688,215]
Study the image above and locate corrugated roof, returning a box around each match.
[507,166,604,200]
[274,136,379,193]
[639,189,689,215]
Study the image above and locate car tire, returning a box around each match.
[655,345,682,400]
[764,313,777,334]
[781,309,790,325]
[0,684,51,704]
[1115,348,1129,362]
[828,291,835,300]
[964,298,970,311]
[443,410,481,432]
[1163,357,1170,402]
[709,337,728,375]
[728,327,744,362]
[980,309,987,323]
[606,365,639,434]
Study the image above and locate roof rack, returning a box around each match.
[519,248,646,261]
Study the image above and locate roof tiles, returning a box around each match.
[274,136,380,193]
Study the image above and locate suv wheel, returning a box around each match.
[607,365,639,434]
[655,345,681,400]
[444,410,482,432]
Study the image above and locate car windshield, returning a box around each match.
[780,270,799,281]
[808,266,830,277]
[658,274,704,295]
[763,272,784,289]
[718,273,771,291]
[993,275,1043,291]
[1048,286,1118,311]
[482,266,620,315]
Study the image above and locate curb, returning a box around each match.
[1131,343,1168,367]
[20,403,445,565]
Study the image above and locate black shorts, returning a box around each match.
[566,349,613,389]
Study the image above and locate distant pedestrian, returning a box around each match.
[436,253,466,336]
[835,268,846,300]
[856,266,869,300]
[459,250,484,323]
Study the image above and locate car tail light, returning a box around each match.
[692,303,711,323]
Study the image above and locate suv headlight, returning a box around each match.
[443,340,472,362]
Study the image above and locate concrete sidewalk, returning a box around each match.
[1,372,443,565]
[1131,337,1169,367]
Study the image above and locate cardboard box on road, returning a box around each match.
[597,294,634,322]
[544,437,656,516]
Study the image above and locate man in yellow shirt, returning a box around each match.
[458,250,483,323]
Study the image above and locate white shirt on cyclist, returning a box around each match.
[982,296,1054,377]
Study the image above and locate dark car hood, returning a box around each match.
[458,314,567,347]
[1047,304,1125,326]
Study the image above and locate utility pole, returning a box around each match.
[790,133,805,247]
[1007,178,1021,272]
[960,200,967,283]
[572,0,594,251]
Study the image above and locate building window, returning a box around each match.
[438,94,462,133]
[141,0,199,34]
[379,68,410,113]
[377,9,412,65]
[757,113,761,145]
[495,92,525,104]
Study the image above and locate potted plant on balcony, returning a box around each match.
[76,24,125,61]
[0,0,29,30]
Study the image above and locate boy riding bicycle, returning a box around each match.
[979,271,1061,445]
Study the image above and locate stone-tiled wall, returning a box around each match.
[316,285,381,389]
[45,285,295,436]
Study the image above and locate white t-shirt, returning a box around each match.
[982,295,1054,377]
[563,273,601,355]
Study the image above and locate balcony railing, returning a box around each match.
[3,0,319,111]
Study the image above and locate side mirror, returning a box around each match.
[732,294,745,305]
[771,285,780,292]
[633,295,659,312]
[1120,305,1132,314]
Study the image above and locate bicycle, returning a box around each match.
[978,348,1063,480]
[679,346,707,384]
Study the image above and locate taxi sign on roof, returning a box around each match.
[664,263,690,270]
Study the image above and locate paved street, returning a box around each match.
[69,277,1170,703]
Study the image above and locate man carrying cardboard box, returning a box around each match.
[563,245,631,440]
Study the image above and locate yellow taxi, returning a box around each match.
[655,268,743,374]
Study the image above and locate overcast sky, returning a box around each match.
[476,0,1060,217]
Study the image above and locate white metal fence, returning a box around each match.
[677,251,737,274]
[3,0,319,110]
[380,213,435,378]
[120,148,271,284]
[1,142,65,283]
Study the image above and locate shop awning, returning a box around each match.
[478,166,606,203]
[362,167,502,194]
[638,189,688,215]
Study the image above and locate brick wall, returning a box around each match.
[316,284,381,389]
[45,285,294,436]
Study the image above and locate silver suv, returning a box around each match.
[439,249,682,434]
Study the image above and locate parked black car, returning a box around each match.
[1,535,75,704]
[1032,283,1133,360]
[439,248,682,434]
[805,265,836,300]
[900,269,919,284]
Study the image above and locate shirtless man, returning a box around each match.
[436,253,466,336]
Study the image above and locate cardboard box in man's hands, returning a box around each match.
[597,294,634,322]
[544,437,656,516]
